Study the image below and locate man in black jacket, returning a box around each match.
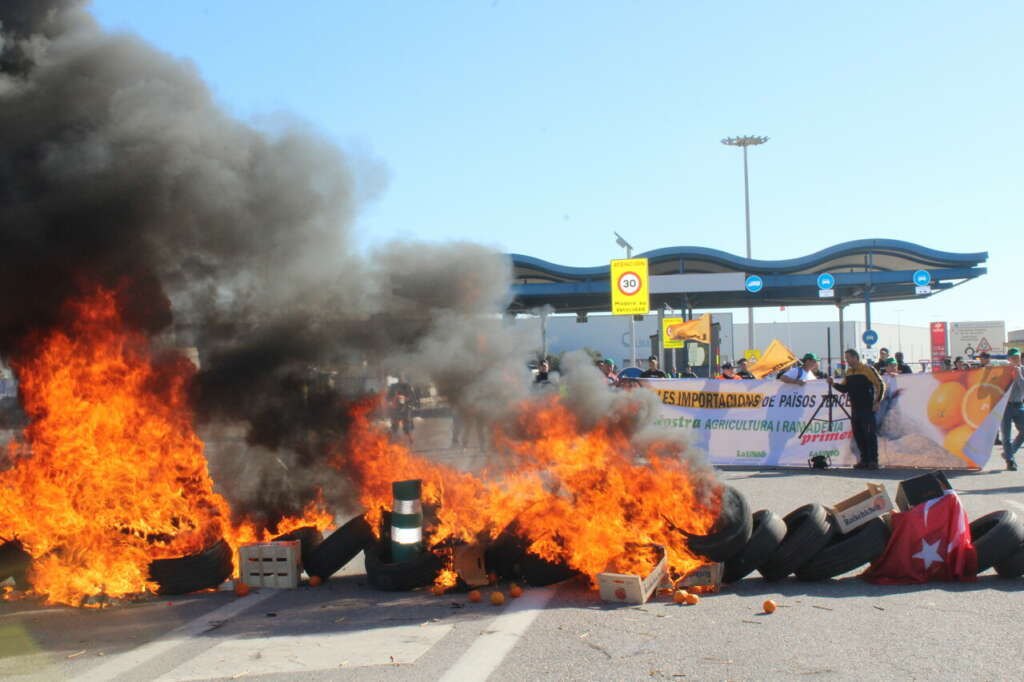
[828,349,885,470]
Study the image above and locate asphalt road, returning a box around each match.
[2,429,1023,681]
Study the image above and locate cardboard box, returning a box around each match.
[896,471,951,512]
[239,541,301,589]
[597,545,667,605]
[453,543,489,588]
[678,562,723,593]
[830,483,894,534]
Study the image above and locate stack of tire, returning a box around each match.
[685,486,893,583]
[969,510,1024,577]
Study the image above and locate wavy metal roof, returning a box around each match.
[507,239,988,313]
[510,239,987,284]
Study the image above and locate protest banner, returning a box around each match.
[643,366,1016,469]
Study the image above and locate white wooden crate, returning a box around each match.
[238,541,301,588]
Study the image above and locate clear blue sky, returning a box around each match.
[90,1,1023,335]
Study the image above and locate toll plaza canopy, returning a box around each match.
[507,239,987,314]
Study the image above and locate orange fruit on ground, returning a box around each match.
[962,383,1005,429]
[509,584,523,598]
[763,599,777,614]
[943,424,974,458]
[490,591,505,606]
[308,575,323,587]
[467,590,481,603]
[234,581,250,596]
[673,590,688,604]
[684,593,700,605]
[927,381,966,430]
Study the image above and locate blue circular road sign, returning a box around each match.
[817,272,835,290]
[745,275,764,293]
[862,329,878,346]
[913,269,931,286]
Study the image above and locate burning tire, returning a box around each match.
[0,540,31,591]
[305,515,375,580]
[794,517,892,581]
[148,539,234,595]
[722,510,786,584]
[680,486,752,563]
[970,510,1024,573]
[758,503,835,582]
[273,526,324,571]
[363,541,443,591]
[485,530,578,586]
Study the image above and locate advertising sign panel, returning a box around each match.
[930,322,949,368]
[948,321,1005,358]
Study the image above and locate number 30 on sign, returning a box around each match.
[610,258,650,316]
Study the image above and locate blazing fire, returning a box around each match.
[0,288,330,606]
[340,396,719,586]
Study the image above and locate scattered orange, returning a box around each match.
[490,591,505,605]
[927,381,966,430]
[673,589,688,604]
[468,590,481,603]
[943,424,974,458]
[962,382,1004,429]
[509,584,523,598]
[234,581,250,597]
[308,575,323,587]
[684,593,700,605]
[763,599,777,614]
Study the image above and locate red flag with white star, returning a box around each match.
[863,490,978,584]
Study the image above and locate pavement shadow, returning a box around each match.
[725,572,1023,599]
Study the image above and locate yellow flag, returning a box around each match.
[664,314,711,345]
[747,339,798,379]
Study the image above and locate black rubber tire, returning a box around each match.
[794,517,892,581]
[305,515,375,580]
[148,539,234,595]
[0,540,31,591]
[363,541,443,591]
[722,510,786,584]
[272,526,323,570]
[994,543,1024,578]
[680,486,753,563]
[758,504,836,581]
[970,510,1024,572]
[484,533,578,586]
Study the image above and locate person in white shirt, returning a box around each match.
[779,353,821,386]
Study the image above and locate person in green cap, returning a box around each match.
[597,357,618,386]
[779,352,820,386]
[1001,348,1024,470]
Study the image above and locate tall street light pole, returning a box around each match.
[721,135,769,353]
[614,231,637,368]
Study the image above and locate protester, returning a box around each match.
[640,355,667,378]
[598,358,618,385]
[941,358,953,371]
[779,353,821,386]
[1001,348,1024,471]
[874,348,890,372]
[675,364,698,379]
[717,362,741,380]
[894,351,913,374]
[828,349,885,469]
[953,356,967,371]
[534,359,550,384]
[877,357,903,435]
[387,375,418,445]
[978,351,992,368]
[735,358,754,379]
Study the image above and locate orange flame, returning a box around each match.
[338,396,718,585]
[0,289,330,606]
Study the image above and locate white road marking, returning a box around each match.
[74,589,277,682]
[438,587,556,682]
[155,623,454,680]
[1004,499,1024,514]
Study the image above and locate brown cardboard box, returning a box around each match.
[678,562,723,593]
[597,545,667,604]
[830,483,894,534]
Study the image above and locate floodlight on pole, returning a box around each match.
[721,135,769,353]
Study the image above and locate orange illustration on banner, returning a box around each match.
[747,339,798,379]
[664,314,711,345]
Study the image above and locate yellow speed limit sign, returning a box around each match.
[610,258,650,316]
